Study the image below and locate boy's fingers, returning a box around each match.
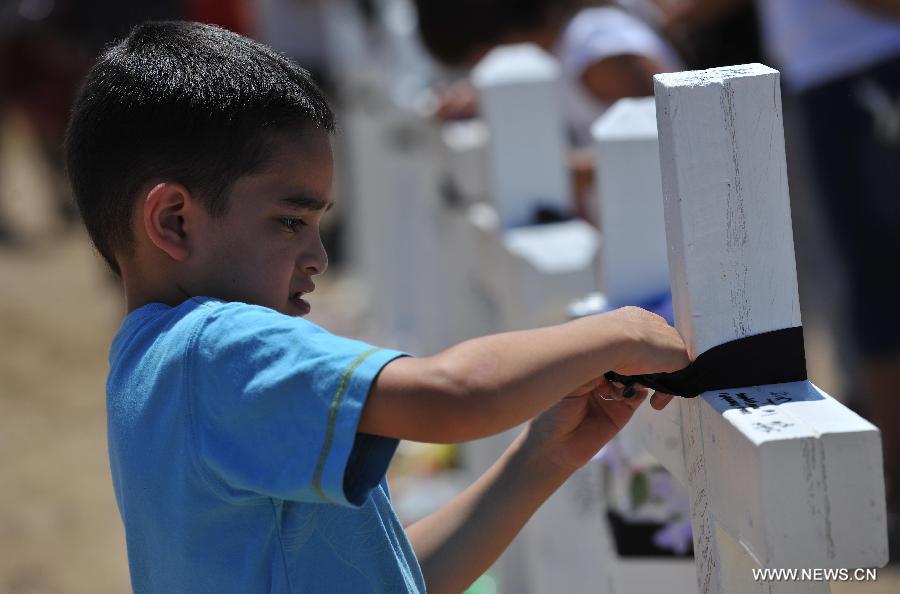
[570,376,607,396]
[617,389,649,413]
[627,387,650,407]
[650,392,674,410]
[602,382,627,400]
[590,384,649,408]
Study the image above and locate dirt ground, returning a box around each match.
[1,113,896,593]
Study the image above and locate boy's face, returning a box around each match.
[187,130,334,316]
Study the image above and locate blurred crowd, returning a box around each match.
[2,0,899,559]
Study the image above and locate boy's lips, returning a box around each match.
[290,285,315,314]
[290,292,311,314]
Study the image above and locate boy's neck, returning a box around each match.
[121,265,194,313]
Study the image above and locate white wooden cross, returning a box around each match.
[641,64,889,593]
[470,43,599,330]
[591,97,670,308]
[471,43,570,229]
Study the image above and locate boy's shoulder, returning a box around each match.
[111,297,403,394]
[113,297,317,354]
[109,298,326,386]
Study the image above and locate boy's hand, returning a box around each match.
[521,377,673,476]
[604,306,690,377]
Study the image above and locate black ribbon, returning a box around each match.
[604,326,807,398]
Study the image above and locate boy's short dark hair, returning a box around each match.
[65,20,335,275]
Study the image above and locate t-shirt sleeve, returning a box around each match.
[189,303,406,507]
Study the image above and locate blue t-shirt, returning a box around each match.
[106,297,426,593]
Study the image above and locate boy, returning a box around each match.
[65,21,688,593]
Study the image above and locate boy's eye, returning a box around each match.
[278,217,307,232]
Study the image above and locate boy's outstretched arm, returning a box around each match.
[406,383,665,594]
[359,306,688,443]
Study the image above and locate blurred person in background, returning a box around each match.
[0,0,96,239]
[0,0,251,243]
[412,0,682,219]
[182,0,254,36]
[661,0,900,559]
[256,0,328,87]
[641,0,763,69]
[763,0,900,560]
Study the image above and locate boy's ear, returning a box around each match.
[142,182,195,263]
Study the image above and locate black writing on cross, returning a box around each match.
[717,392,753,415]
[718,392,739,408]
[751,420,795,434]
[735,393,759,409]
[767,391,793,405]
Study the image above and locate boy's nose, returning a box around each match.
[300,237,328,275]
